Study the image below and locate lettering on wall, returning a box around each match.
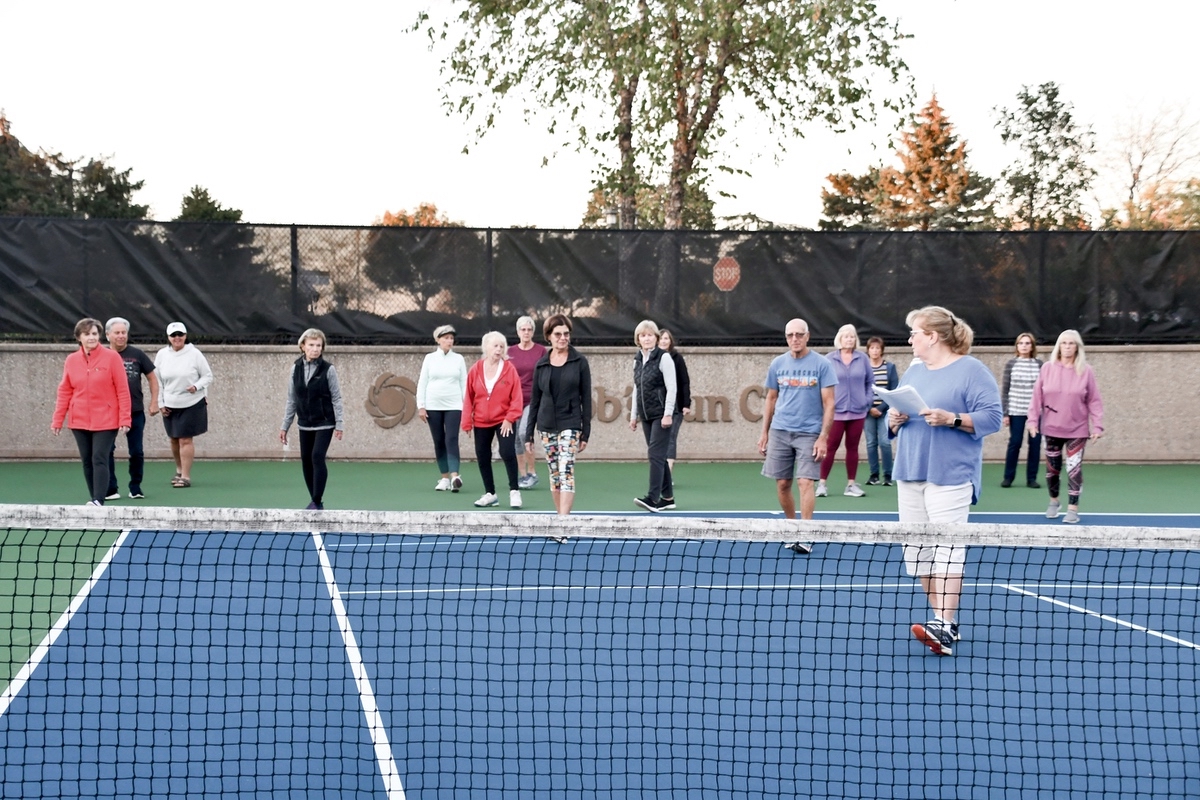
[366,374,767,427]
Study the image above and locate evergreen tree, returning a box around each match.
[175,186,242,222]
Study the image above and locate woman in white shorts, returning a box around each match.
[888,306,1002,657]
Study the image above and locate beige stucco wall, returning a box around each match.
[3,343,1193,463]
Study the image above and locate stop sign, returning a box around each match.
[713,257,741,292]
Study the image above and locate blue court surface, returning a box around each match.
[2,511,1199,799]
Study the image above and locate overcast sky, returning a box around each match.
[3,0,1196,228]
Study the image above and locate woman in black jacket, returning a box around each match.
[280,328,344,509]
[629,320,677,512]
[658,328,691,472]
[525,314,592,517]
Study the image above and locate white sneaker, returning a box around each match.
[814,482,828,497]
[105,491,121,501]
[435,478,452,491]
[509,489,523,508]
[844,483,865,497]
[474,492,499,507]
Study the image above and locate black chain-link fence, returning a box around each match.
[2,217,1198,345]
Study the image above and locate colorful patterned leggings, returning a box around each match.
[1044,436,1087,506]
[541,429,582,493]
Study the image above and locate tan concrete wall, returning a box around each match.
[4,343,1194,463]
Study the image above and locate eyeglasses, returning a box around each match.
[908,330,929,338]
[550,331,571,338]
[785,331,808,339]
[168,332,186,338]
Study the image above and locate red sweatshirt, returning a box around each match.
[53,345,133,431]
[462,359,524,431]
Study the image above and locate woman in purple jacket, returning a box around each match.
[816,324,875,498]
[1028,330,1104,524]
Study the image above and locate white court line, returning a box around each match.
[311,531,407,800]
[346,580,923,597]
[1001,583,1200,651]
[0,527,133,718]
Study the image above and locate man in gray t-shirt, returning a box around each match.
[756,319,837,548]
[105,317,160,499]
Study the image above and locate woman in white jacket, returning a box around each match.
[155,322,214,487]
[417,324,468,492]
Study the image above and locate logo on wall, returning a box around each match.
[365,373,418,428]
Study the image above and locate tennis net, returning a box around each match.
[1,503,1198,799]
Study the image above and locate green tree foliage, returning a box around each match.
[0,112,147,219]
[820,97,996,230]
[175,186,242,222]
[416,1,911,230]
[994,82,1096,230]
[580,181,714,229]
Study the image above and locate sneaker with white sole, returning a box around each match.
[814,483,828,497]
[523,473,539,489]
[451,475,463,493]
[105,491,121,501]
[509,490,523,508]
[435,478,452,491]
[912,619,954,656]
[1063,508,1080,524]
[844,483,865,497]
[1046,499,1061,519]
[474,492,499,507]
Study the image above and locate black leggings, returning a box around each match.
[299,428,335,503]
[72,429,118,503]
[473,425,520,494]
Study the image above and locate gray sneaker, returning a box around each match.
[1046,499,1061,519]
[524,473,539,489]
[1063,508,1080,524]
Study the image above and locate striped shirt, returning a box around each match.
[1004,357,1041,416]
[871,362,890,407]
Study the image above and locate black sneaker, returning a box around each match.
[784,542,813,555]
[866,475,880,486]
[911,620,954,655]
[634,495,666,513]
[129,487,145,499]
[1027,480,1041,489]
[882,476,893,486]
[1001,478,1013,488]
[949,622,961,642]
[658,496,677,510]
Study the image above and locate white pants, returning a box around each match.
[897,480,972,577]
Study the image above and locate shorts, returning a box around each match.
[761,429,821,481]
[897,480,973,577]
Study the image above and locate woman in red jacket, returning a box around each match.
[463,331,525,508]
[52,317,132,505]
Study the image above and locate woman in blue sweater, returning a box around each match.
[888,306,1002,657]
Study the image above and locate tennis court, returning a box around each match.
[1,506,1198,799]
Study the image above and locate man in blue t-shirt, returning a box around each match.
[757,319,837,552]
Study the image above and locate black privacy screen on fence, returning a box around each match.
[2,216,1199,345]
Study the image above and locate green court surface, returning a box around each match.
[0,459,1197,514]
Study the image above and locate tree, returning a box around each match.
[1099,105,1200,229]
[0,112,147,219]
[175,186,242,222]
[819,169,885,230]
[373,202,462,227]
[580,180,714,229]
[819,97,997,231]
[994,82,1096,230]
[417,1,911,229]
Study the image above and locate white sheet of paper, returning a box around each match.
[874,386,928,417]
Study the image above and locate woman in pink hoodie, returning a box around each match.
[52,317,132,505]
[1028,330,1104,524]
[463,331,525,508]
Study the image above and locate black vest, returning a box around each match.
[633,347,668,420]
[293,357,335,427]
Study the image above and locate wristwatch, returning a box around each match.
[952,413,963,428]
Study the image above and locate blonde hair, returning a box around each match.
[833,324,860,350]
[906,306,973,355]
[298,328,326,350]
[481,330,509,357]
[633,319,660,344]
[1013,332,1039,358]
[1048,329,1088,374]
